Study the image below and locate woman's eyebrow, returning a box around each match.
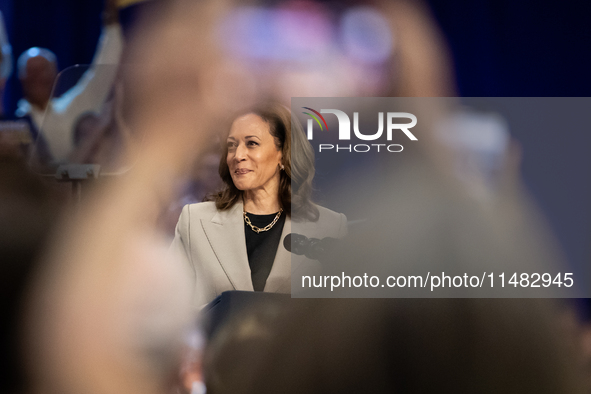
[245,135,261,140]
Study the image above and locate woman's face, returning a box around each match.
[227,114,283,195]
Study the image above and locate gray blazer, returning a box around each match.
[171,201,347,306]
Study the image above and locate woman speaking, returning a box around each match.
[171,104,347,306]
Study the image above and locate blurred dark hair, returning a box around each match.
[210,103,318,221]
[220,298,586,394]
[202,295,291,394]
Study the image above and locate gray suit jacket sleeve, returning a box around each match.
[170,204,212,307]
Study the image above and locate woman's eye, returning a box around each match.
[227,142,236,149]
[247,141,259,146]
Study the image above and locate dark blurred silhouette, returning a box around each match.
[202,294,292,394]
[0,154,62,394]
[208,298,587,394]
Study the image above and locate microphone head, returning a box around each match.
[284,234,339,260]
[284,233,309,255]
[283,233,292,253]
[307,237,337,260]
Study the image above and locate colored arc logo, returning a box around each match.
[302,107,329,132]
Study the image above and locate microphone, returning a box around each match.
[283,233,338,261]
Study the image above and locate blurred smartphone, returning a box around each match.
[216,0,395,98]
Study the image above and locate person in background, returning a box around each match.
[15,0,123,162]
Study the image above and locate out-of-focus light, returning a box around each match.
[27,47,41,57]
[436,109,511,194]
[437,110,510,154]
[219,5,333,62]
[341,7,393,64]
[274,6,333,57]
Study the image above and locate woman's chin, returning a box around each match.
[233,183,249,192]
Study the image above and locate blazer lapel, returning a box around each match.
[264,215,295,293]
[201,201,254,291]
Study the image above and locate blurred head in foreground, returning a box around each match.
[202,296,290,394]
[207,298,586,394]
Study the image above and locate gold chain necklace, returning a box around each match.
[243,208,283,233]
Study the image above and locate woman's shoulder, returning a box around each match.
[293,204,346,223]
[314,204,346,222]
[294,204,347,238]
[181,201,219,219]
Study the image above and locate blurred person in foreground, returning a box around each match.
[68,79,136,172]
[203,298,587,394]
[16,0,123,162]
[0,154,62,394]
[17,1,255,394]
[170,104,347,307]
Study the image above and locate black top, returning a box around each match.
[244,211,286,291]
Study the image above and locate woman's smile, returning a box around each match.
[234,168,252,175]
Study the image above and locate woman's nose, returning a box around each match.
[234,144,247,161]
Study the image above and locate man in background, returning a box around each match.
[15,0,123,162]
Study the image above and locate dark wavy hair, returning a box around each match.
[211,103,318,221]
